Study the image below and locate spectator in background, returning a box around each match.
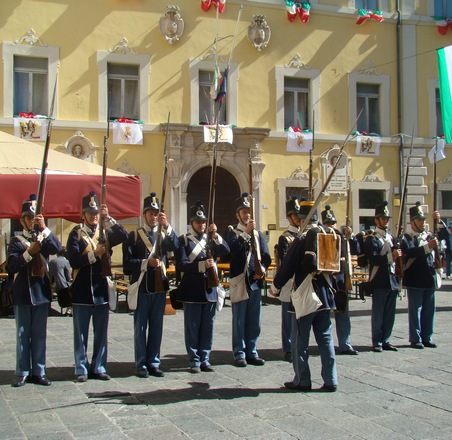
[48,246,72,316]
[445,226,452,280]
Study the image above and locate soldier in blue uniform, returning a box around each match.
[8,194,62,387]
[363,201,401,353]
[271,200,338,392]
[321,205,359,355]
[175,201,230,373]
[225,193,272,367]
[122,192,179,378]
[67,191,128,382]
[274,196,301,363]
[401,202,450,349]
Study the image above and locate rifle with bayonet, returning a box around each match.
[151,112,171,292]
[205,115,220,288]
[344,176,353,292]
[248,150,265,279]
[308,111,315,201]
[99,117,112,278]
[31,76,58,276]
[432,137,444,271]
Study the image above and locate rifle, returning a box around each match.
[344,177,353,292]
[31,76,58,276]
[205,112,220,288]
[300,109,362,234]
[151,112,171,292]
[248,150,264,279]
[99,117,112,278]
[308,111,315,201]
[394,126,415,277]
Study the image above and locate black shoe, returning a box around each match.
[89,372,111,381]
[137,369,149,378]
[284,381,311,392]
[200,365,215,372]
[189,366,201,374]
[148,367,164,377]
[284,352,292,362]
[382,343,398,352]
[12,375,28,388]
[340,349,359,355]
[246,357,265,366]
[422,341,437,348]
[234,358,247,368]
[319,384,337,392]
[76,375,88,382]
[31,375,51,386]
[410,342,424,349]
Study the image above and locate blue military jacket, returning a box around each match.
[122,224,179,293]
[8,228,62,306]
[364,227,399,291]
[402,221,450,289]
[225,223,271,291]
[67,221,128,304]
[175,228,230,303]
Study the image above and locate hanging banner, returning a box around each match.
[355,135,381,156]
[286,129,313,152]
[428,138,447,163]
[112,122,143,145]
[14,117,48,141]
[203,125,233,144]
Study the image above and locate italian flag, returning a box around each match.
[437,45,452,144]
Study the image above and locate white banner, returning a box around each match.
[203,125,233,144]
[355,136,381,156]
[428,138,447,163]
[14,118,48,141]
[112,122,143,145]
[286,130,313,152]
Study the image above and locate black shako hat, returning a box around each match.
[235,192,252,213]
[299,199,317,221]
[21,194,37,218]
[189,200,207,222]
[143,192,160,213]
[82,191,99,214]
[374,200,391,218]
[409,201,426,221]
[321,205,337,224]
[286,196,300,216]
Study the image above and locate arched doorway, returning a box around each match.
[187,166,240,234]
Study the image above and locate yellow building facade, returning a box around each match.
[1,0,451,257]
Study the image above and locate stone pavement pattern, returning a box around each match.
[0,282,451,440]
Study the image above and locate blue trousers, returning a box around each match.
[406,287,436,344]
[371,288,397,347]
[14,303,49,377]
[334,310,354,352]
[73,304,109,376]
[291,309,337,387]
[281,302,292,353]
[446,253,451,277]
[134,292,166,371]
[232,288,261,360]
[183,302,216,367]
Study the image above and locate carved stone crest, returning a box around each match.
[159,5,184,45]
[247,15,271,51]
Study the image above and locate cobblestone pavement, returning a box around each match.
[0,280,451,439]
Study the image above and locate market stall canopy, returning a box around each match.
[0,130,141,222]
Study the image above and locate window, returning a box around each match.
[2,42,59,118]
[441,190,452,210]
[286,187,309,203]
[189,59,238,126]
[13,56,48,115]
[107,63,139,120]
[349,72,389,136]
[434,0,452,17]
[198,70,226,125]
[355,0,378,10]
[97,51,150,123]
[284,77,309,130]
[436,88,444,137]
[357,83,380,134]
[358,189,385,209]
[275,66,320,132]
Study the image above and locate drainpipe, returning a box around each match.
[396,0,404,205]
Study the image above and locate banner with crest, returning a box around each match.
[355,135,381,156]
[112,121,143,145]
[286,129,313,152]
[203,125,233,144]
[14,117,48,141]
